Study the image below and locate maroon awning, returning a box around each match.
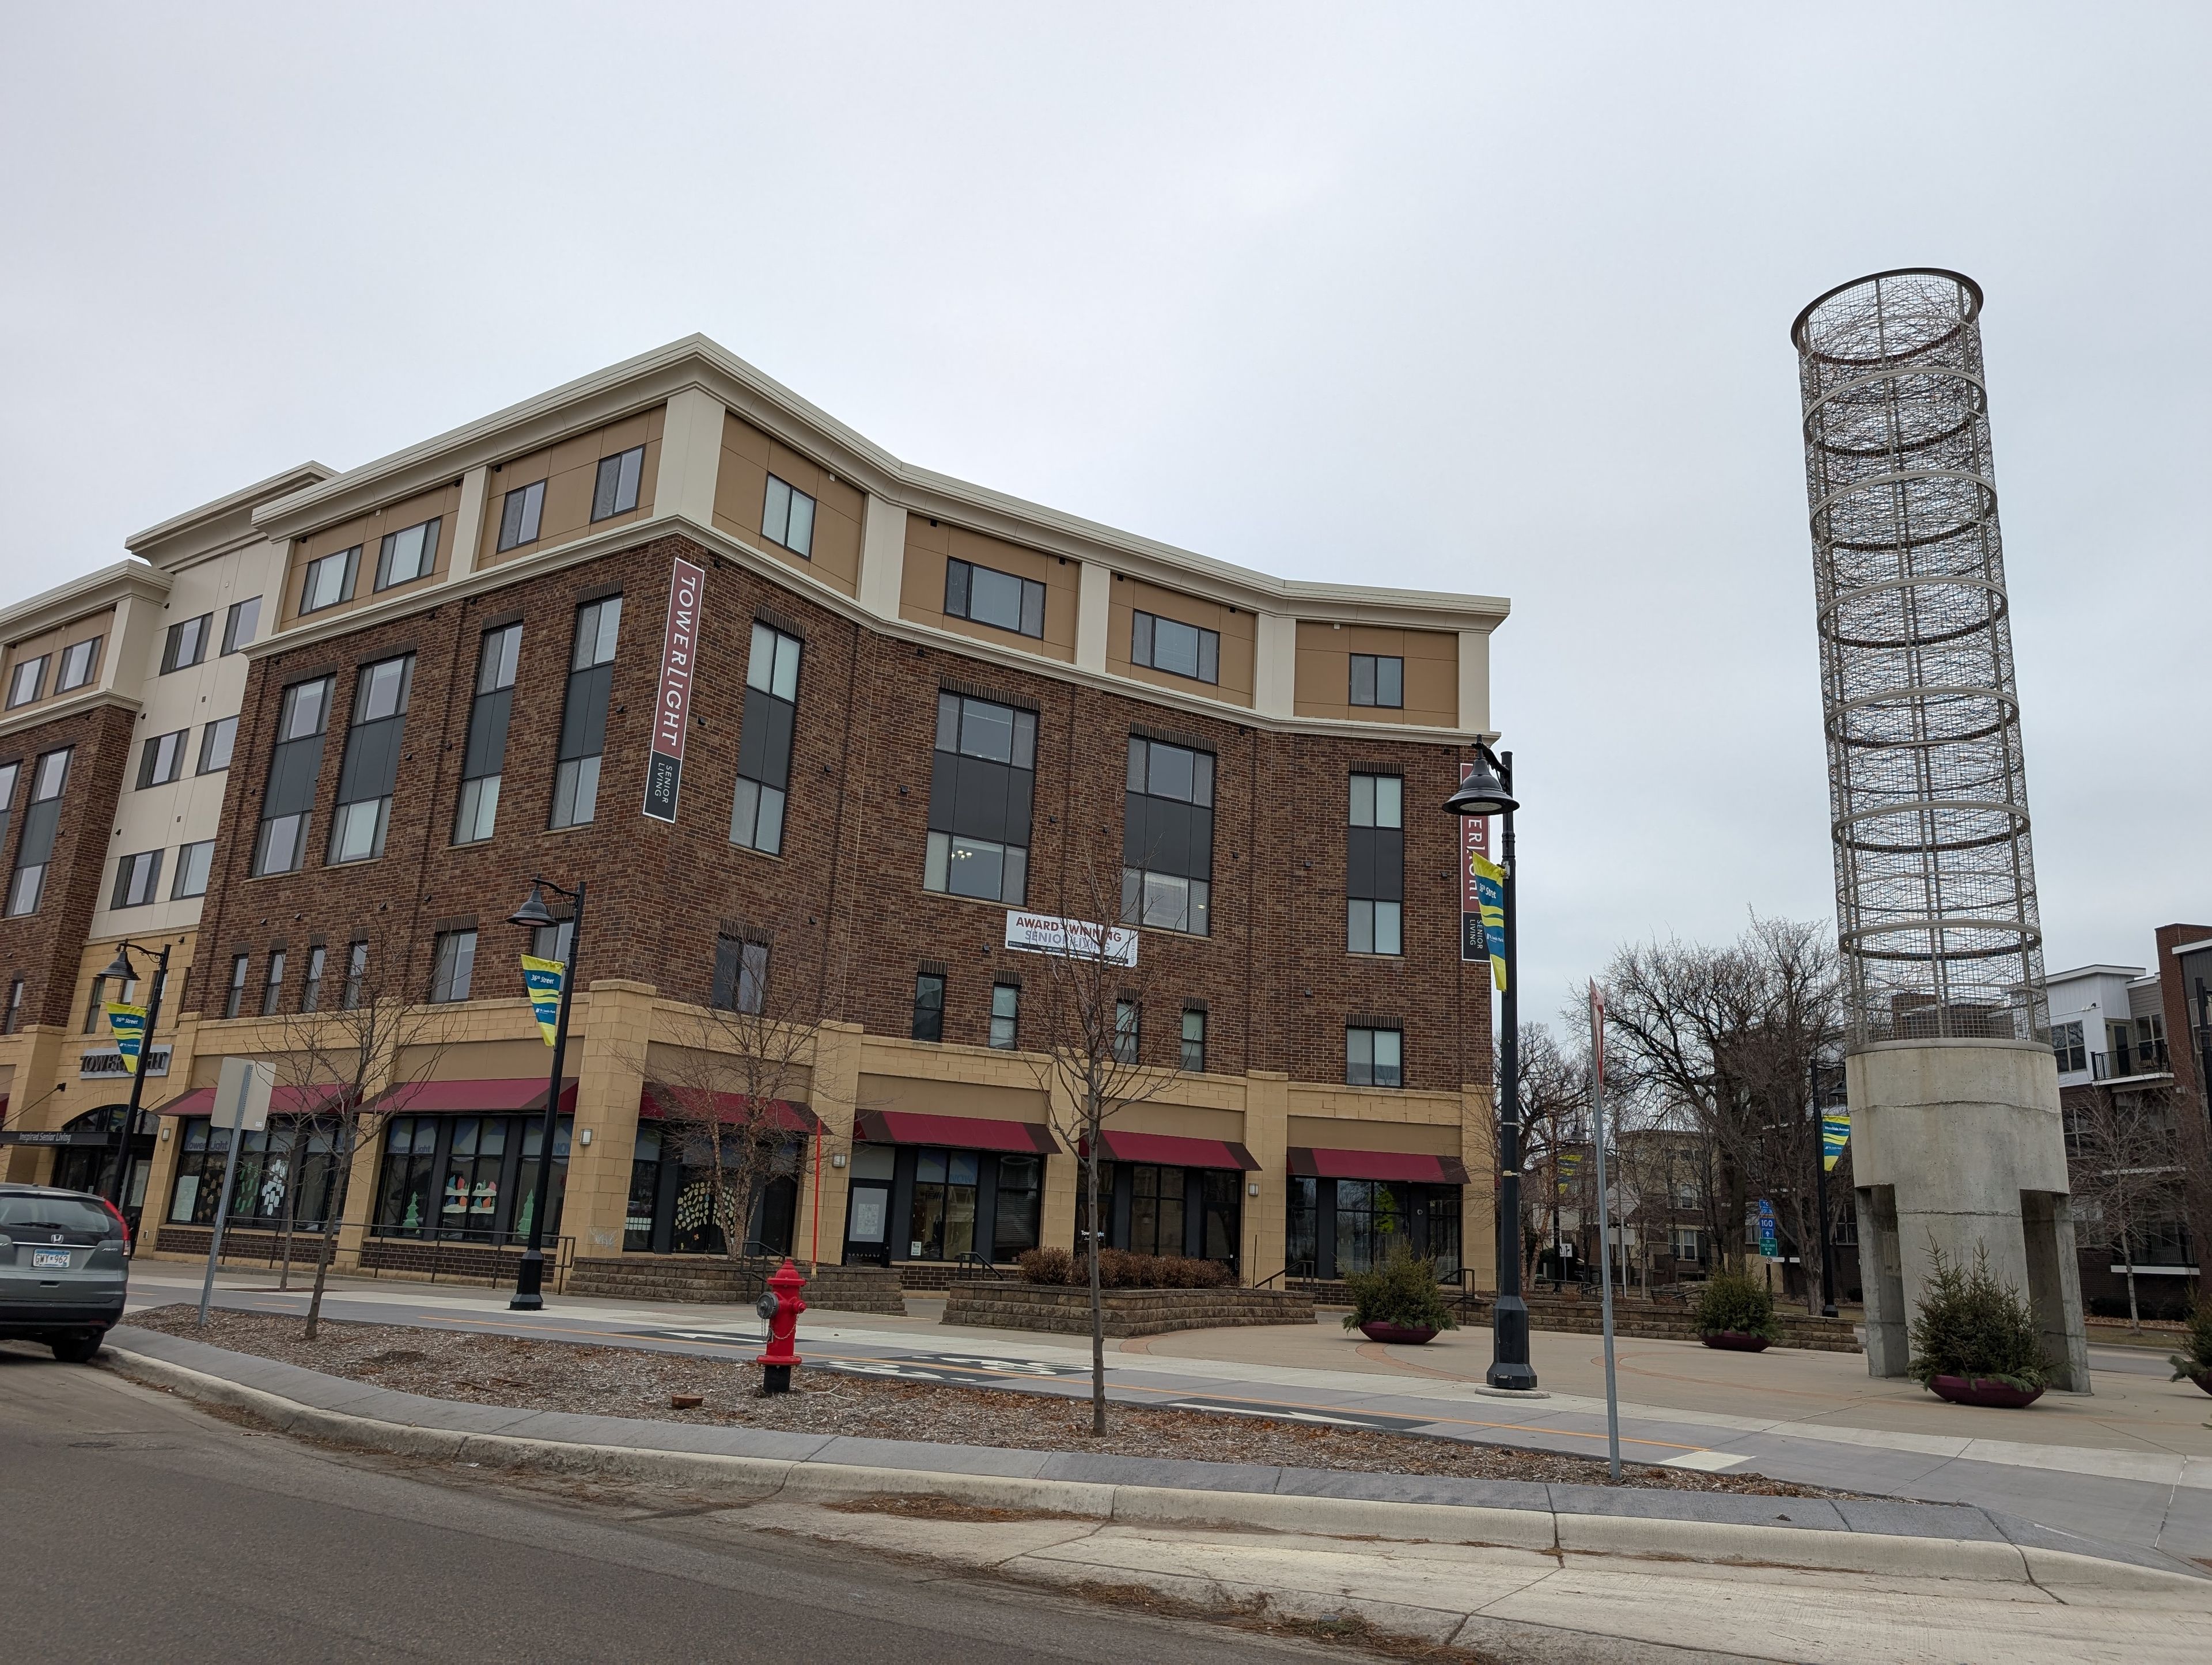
[1287,1147,1471,1185]
[639,1085,820,1133]
[152,1084,348,1118]
[855,1109,1057,1154]
[1088,1130,1257,1171]
[374,1078,578,1116]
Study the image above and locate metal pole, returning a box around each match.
[512,882,582,1311]
[1589,984,1620,1479]
[198,1064,249,1328]
[104,943,169,1227]
[1488,753,1536,1390]
[1810,1058,1838,1318]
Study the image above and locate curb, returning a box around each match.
[105,1343,2204,1594]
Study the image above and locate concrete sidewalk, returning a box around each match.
[96,1322,2212,1664]
[124,1265,2212,1565]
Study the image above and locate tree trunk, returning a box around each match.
[2124,1248,2140,1334]
[276,1121,308,1291]
[304,1116,357,1341]
[1086,1132,1106,1437]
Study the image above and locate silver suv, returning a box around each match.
[0,1184,130,1361]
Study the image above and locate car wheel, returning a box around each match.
[49,1334,102,1364]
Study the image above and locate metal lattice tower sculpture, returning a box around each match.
[1792,269,2046,1048]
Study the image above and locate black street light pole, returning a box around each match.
[1446,745,1536,1391]
[1809,1057,1838,1319]
[506,877,584,1313]
[100,939,172,1228]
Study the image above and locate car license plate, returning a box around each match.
[32,1248,72,1269]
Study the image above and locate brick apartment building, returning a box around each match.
[0,337,1509,1293]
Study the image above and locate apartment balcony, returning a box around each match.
[2088,1043,2171,1083]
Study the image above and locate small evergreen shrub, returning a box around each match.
[1340,1246,1458,1333]
[1695,1269,1778,1340]
[1906,1242,2047,1393]
[2171,1298,2212,1386]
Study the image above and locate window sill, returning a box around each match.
[1346,951,1406,962]
[920,883,1027,912]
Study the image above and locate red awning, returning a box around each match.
[1089,1130,1257,1171]
[376,1078,578,1116]
[1287,1147,1471,1185]
[151,1084,349,1118]
[855,1109,1058,1154]
[639,1085,820,1133]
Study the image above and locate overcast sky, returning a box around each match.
[3,5,2206,1018]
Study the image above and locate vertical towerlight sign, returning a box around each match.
[642,555,705,822]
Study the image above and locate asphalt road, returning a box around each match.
[0,1341,1328,1665]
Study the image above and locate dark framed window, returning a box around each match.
[111,849,163,909]
[162,614,214,673]
[0,760,18,858]
[298,547,360,615]
[944,557,1044,639]
[342,940,367,1008]
[2052,1021,2086,1074]
[911,972,946,1042]
[260,950,287,1016]
[222,596,262,655]
[3,979,23,1034]
[1131,610,1218,684]
[373,1112,571,1242]
[84,974,113,1033]
[1130,1164,1185,1256]
[453,623,521,845]
[1348,772,1404,955]
[1350,653,1404,708]
[989,983,1020,1049]
[590,445,645,521]
[373,517,442,592]
[7,748,70,916]
[532,919,574,964]
[55,636,100,692]
[7,654,47,706]
[169,1116,338,1232]
[1122,735,1213,936]
[993,1153,1042,1258]
[1347,1025,1404,1088]
[551,596,621,828]
[711,935,768,1014]
[252,677,332,876]
[908,1147,979,1260]
[497,480,547,552]
[732,623,801,855]
[225,953,249,1018]
[327,655,412,865]
[138,729,188,788]
[429,930,478,1003]
[172,840,214,899]
[198,715,238,774]
[1114,999,1139,1064]
[1181,1007,1206,1072]
[301,945,326,1013]
[924,692,1035,904]
[761,475,816,557]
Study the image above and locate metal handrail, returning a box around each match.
[952,1251,998,1283]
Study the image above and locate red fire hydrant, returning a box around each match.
[754,1257,807,1394]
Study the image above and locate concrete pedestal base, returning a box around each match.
[1846,1038,2092,1394]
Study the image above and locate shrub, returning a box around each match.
[1695,1270,1778,1340]
[1017,1246,1073,1285]
[1906,1242,2046,1393]
[1016,1245,1230,1289]
[2171,1298,2212,1385]
[1340,1246,1457,1333]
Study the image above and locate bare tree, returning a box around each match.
[262,924,458,1338]
[2067,1085,2181,1333]
[1022,862,1184,1437]
[1509,1022,1588,1288]
[643,930,817,1265]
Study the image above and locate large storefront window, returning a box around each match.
[842,1143,1042,1266]
[1075,1160,1243,1270]
[1290,1178,1461,1280]
[373,1113,570,1242]
[623,1123,801,1256]
[48,1106,156,1214]
[168,1117,337,1231]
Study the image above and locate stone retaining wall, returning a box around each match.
[941,1280,1315,1337]
[565,1256,907,1315]
[1461,1295,1862,1353]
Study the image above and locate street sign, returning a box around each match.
[1755,1198,1778,1258]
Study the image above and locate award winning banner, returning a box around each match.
[1003,910,1139,966]
[520,955,564,1045]
[642,555,706,823]
[104,1002,149,1075]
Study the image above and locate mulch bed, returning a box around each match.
[123,1304,1851,1498]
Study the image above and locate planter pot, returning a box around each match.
[1700,1331,1772,1352]
[1928,1374,2044,1409]
[2180,1366,2212,1399]
[1359,1321,1441,1345]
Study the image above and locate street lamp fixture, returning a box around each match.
[98,938,173,1229]
[1444,743,1537,1391]
[506,875,585,1312]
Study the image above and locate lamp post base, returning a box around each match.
[509,1250,546,1312]
[1487,1292,1539,1390]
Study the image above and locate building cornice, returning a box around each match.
[248,337,1509,633]
[255,511,1495,747]
[0,685,143,749]
[0,560,170,647]
[127,461,338,569]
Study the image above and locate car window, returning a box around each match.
[0,1195,120,1235]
